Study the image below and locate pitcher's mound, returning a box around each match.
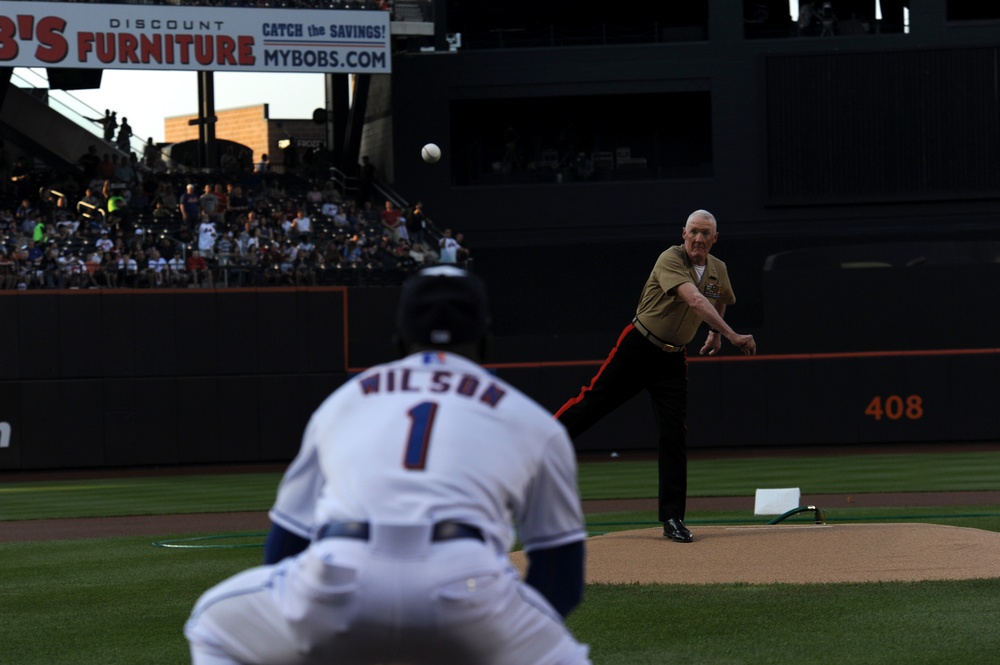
[511,523,1000,584]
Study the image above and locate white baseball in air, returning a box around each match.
[421,143,441,163]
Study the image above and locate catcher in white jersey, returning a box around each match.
[185,265,591,665]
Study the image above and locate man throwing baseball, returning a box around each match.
[555,209,756,543]
[185,266,591,664]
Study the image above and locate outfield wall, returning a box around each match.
[1,263,998,471]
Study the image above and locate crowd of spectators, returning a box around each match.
[0,141,468,291]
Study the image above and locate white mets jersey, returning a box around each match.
[269,351,586,557]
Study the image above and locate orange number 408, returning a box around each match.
[864,395,924,421]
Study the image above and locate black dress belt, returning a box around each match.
[631,317,685,353]
[316,521,484,543]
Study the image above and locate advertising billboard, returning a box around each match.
[0,1,391,73]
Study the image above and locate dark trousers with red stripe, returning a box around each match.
[555,323,688,522]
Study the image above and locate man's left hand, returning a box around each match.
[699,333,723,356]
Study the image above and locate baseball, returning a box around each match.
[421,143,441,163]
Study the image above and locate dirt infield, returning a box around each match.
[510,523,1000,584]
[5,491,1000,585]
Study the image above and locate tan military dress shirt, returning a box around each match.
[634,245,736,346]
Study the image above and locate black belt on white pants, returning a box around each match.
[315,521,484,543]
[632,317,686,353]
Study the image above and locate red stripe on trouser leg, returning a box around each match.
[553,323,634,420]
[553,324,643,437]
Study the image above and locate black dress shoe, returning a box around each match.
[663,518,693,542]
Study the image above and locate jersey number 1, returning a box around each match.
[404,401,438,469]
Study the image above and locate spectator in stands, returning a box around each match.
[157,181,178,211]
[250,211,275,246]
[101,110,117,142]
[98,154,116,182]
[41,244,64,289]
[59,248,85,289]
[0,245,16,290]
[147,247,168,287]
[216,231,241,287]
[225,184,249,225]
[100,248,118,288]
[255,153,269,174]
[331,204,351,231]
[84,109,113,142]
[306,181,324,207]
[17,147,430,290]
[294,237,318,286]
[408,240,434,266]
[168,252,187,287]
[119,250,139,288]
[199,183,220,224]
[100,178,114,204]
[79,186,104,211]
[116,117,133,152]
[128,183,150,213]
[406,201,427,247]
[179,184,201,228]
[186,250,213,288]
[79,145,101,182]
[438,228,461,264]
[16,198,36,232]
[236,223,254,255]
[380,200,402,242]
[115,154,136,185]
[84,248,103,287]
[341,201,360,232]
[15,245,35,290]
[359,200,379,229]
[53,212,78,242]
[77,250,98,289]
[155,234,178,263]
[342,237,363,265]
[152,199,174,221]
[261,244,285,286]
[321,178,342,204]
[198,212,219,259]
[0,207,13,238]
[143,137,159,170]
[106,189,128,234]
[290,208,311,241]
[213,183,229,225]
[396,208,410,243]
[32,216,48,246]
[95,229,114,254]
[276,196,298,226]
[240,245,263,287]
[242,210,259,236]
[320,194,339,219]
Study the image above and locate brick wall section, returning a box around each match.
[164,104,327,172]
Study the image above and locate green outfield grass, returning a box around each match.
[578,450,1000,499]
[2,448,1000,664]
[570,578,1000,665]
[4,449,1000,521]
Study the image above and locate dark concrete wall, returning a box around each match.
[2,250,998,471]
